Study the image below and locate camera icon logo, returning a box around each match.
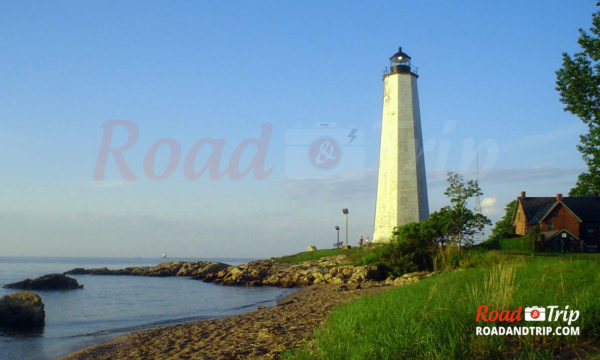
[524,306,546,321]
[285,123,364,178]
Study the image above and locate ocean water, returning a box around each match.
[0,257,296,360]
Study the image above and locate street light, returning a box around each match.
[334,225,340,249]
[342,208,349,247]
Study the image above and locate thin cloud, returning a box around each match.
[506,126,583,149]
[427,167,583,187]
[281,166,583,200]
[279,170,377,201]
[482,197,497,208]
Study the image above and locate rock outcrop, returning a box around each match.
[205,260,388,287]
[63,257,395,288]
[65,261,229,278]
[0,292,45,329]
[3,273,83,290]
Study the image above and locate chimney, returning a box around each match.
[556,193,563,201]
[520,191,526,198]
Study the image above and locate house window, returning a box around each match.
[548,223,554,231]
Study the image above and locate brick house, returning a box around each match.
[512,191,600,251]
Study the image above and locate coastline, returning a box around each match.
[60,282,391,360]
[63,257,388,287]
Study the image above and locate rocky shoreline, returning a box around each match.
[59,255,437,359]
[60,282,393,360]
[64,256,398,287]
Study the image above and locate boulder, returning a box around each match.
[401,271,427,279]
[329,277,344,284]
[393,277,406,286]
[349,267,369,283]
[3,274,83,290]
[0,292,45,329]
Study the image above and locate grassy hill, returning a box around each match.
[271,247,375,264]
[285,251,600,359]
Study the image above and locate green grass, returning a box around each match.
[286,252,600,359]
[271,247,374,264]
[498,237,532,251]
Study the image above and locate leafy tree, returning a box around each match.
[525,225,543,254]
[555,3,600,196]
[367,172,492,273]
[426,206,454,248]
[443,172,491,250]
[489,200,517,240]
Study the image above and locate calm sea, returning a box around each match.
[0,257,296,360]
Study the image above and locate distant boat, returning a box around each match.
[162,252,167,258]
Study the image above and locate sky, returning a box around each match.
[0,1,595,258]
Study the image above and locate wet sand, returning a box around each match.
[61,282,390,360]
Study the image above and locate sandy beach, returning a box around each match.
[60,282,391,360]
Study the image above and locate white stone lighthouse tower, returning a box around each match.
[373,47,429,242]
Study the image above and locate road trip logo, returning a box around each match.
[475,305,580,336]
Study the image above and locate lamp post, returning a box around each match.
[335,225,340,249]
[342,208,349,247]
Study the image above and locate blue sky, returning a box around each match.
[0,1,594,258]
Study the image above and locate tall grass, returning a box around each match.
[434,247,514,271]
[469,262,519,310]
[286,254,600,359]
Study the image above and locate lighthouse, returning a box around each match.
[373,47,429,243]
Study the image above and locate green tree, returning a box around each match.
[525,224,542,254]
[555,3,600,196]
[426,206,454,248]
[489,200,517,240]
[443,172,492,250]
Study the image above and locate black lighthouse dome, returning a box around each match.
[386,47,417,76]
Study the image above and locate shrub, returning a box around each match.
[368,222,436,276]
[495,226,543,253]
[498,237,531,251]
[476,237,501,250]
